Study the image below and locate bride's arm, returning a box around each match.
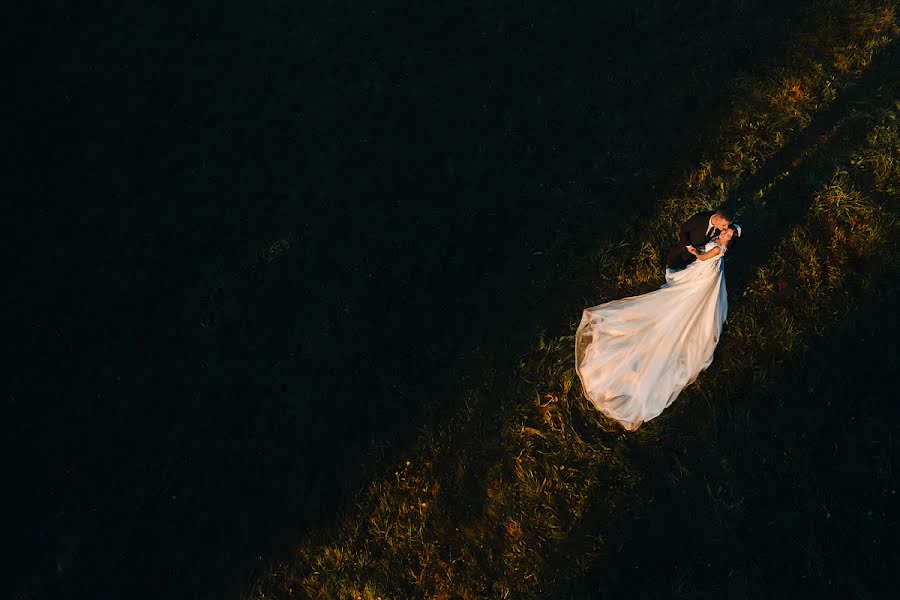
[687,245,722,261]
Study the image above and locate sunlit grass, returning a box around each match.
[249,2,898,598]
[850,104,899,195]
[605,1,897,293]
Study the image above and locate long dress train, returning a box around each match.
[574,240,729,430]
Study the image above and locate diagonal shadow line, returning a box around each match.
[561,275,899,599]
[725,36,899,292]
[408,38,900,600]
[732,39,900,208]
[547,37,899,599]
[247,19,895,600]
[446,41,900,589]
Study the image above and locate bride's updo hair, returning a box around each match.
[723,224,741,251]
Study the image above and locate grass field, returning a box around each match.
[247,2,899,598]
[5,1,898,599]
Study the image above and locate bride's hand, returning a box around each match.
[686,246,698,255]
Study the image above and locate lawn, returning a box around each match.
[6,1,898,599]
[247,1,899,598]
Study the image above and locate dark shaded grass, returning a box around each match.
[246,2,899,598]
[557,33,899,599]
[557,93,900,600]
[564,262,899,599]
[4,2,825,599]
[534,117,899,597]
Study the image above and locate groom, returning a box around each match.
[665,207,735,270]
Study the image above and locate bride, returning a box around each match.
[574,224,739,430]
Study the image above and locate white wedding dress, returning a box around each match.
[575,240,729,430]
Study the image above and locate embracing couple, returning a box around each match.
[574,208,741,431]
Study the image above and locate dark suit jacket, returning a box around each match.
[665,210,717,269]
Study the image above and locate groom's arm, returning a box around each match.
[687,245,721,261]
[678,216,695,248]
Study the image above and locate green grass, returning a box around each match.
[16,3,861,598]
[249,2,899,598]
